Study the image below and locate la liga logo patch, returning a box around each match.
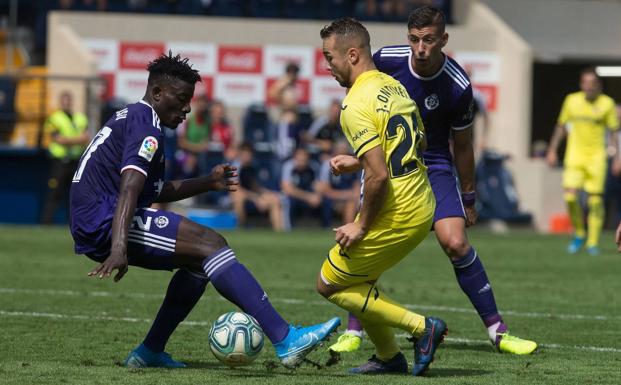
[138,136,158,161]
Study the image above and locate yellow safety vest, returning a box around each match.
[46,110,88,159]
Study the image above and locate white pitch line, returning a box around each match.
[1,287,620,322]
[1,309,620,354]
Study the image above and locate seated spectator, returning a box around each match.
[305,99,344,156]
[281,147,323,228]
[268,62,303,107]
[209,99,235,154]
[316,140,360,227]
[230,143,285,231]
[177,95,210,177]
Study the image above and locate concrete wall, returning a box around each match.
[47,2,563,231]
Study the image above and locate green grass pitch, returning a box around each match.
[1,225,620,384]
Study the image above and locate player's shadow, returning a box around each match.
[443,343,496,353]
[424,367,492,378]
[182,361,350,378]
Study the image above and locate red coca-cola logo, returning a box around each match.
[120,42,165,69]
[198,76,213,99]
[315,48,331,76]
[218,46,262,73]
[99,72,115,100]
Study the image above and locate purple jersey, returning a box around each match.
[373,46,475,171]
[70,100,165,255]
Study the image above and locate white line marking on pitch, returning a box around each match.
[1,287,619,322]
[1,309,620,353]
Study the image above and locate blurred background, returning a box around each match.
[1,0,621,233]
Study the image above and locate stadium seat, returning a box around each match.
[283,0,316,19]
[243,103,272,143]
[318,0,353,19]
[250,0,282,18]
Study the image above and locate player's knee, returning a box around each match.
[316,275,332,298]
[198,228,228,255]
[442,236,470,258]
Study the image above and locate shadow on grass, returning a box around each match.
[443,343,496,353]
[181,360,351,378]
[425,367,492,378]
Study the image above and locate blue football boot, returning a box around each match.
[349,352,408,375]
[274,317,341,368]
[411,317,447,376]
[586,245,600,256]
[124,343,186,368]
[567,236,585,254]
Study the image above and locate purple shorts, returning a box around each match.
[84,207,182,271]
[428,167,466,223]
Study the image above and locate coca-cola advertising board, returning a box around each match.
[84,38,118,72]
[214,75,264,107]
[217,46,262,74]
[263,45,313,78]
[166,42,217,75]
[119,42,166,70]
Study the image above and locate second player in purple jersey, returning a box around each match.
[373,47,474,170]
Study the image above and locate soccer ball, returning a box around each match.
[208,311,264,367]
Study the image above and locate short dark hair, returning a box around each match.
[147,51,201,85]
[320,17,371,51]
[407,6,446,34]
[580,67,601,82]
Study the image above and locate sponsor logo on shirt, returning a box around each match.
[138,136,158,162]
[351,128,369,142]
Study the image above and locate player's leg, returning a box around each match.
[430,168,537,354]
[563,165,587,253]
[316,220,447,376]
[173,215,340,367]
[230,189,248,226]
[584,159,607,255]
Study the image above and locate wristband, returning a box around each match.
[461,191,476,207]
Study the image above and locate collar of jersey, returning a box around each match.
[408,52,447,81]
[352,69,381,89]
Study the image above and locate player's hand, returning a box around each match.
[546,151,558,167]
[330,155,360,176]
[334,222,366,250]
[464,205,478,227]
[209,164,239,192]
[88,250,128,282]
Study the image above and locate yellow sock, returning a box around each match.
[564,192,585,238]
[360,319,399,361]
[327,282,426,336]
[586,195,603,247]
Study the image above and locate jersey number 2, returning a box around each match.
[72,126,112,182]
[385,114,421,178]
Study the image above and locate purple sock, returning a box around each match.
[204,247,290,344]
[143,269,208,353]
[347,312,363,332]
[452,247,500,324]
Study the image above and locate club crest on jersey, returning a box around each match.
[138,136,158,161]
[424,94,440,110]
[155,215,169,229]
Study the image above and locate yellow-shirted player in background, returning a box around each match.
[547,68,619,255]
[315,17,446,377]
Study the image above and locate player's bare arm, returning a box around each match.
[155,164,238,203]
[546,124,567,166]
[88,169,145,281]
[453,127,477,226]
[330,154,362,175]
[334,145,387,249]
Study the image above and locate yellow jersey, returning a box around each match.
[558,91,619,164]
[340,70,435,228]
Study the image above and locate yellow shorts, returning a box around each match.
[320,216,433,287]
[563,159,607,194]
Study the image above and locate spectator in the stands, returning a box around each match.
[305,99,344,156]
[230,143,285,231]
[316,140,360,227]
[177,94,210,177]
[281,147,323,227]
[209,99,235,153]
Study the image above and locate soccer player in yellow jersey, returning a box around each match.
[316,17,446,377]
[547,68,619,255]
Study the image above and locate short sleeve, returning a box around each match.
[451,85,475,130]
[606,100,619,131]
[557,95,571,126]
[341,103,381,158]
[121,111,161,177]
[281,160,294,183]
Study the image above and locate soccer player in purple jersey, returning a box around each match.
[69,52,339,369]
[328,7,537,356]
